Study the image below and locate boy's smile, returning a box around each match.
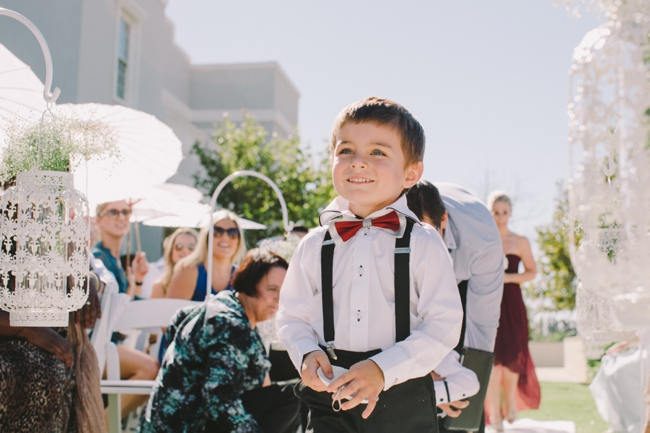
[332,122,422,217]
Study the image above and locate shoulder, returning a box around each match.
[410,222,448,255]
[516,234,532,249]
[174,262,199,278]
[292,226,328,259]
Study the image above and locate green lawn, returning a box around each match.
[518,382,608,433]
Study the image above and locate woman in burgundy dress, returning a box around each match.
[485,191,541,429]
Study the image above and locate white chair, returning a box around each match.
[97,297,201,433]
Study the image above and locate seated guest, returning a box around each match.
[150,228,198,298]
[92,200,159,421]
[139,249,299,433]
[0,274,103,433]
[92,201,149,298]
[166,210,246,301]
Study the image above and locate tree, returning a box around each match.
[192,115,336,246]
[526,183,577,310]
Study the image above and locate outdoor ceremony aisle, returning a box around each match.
[486,419,576,433]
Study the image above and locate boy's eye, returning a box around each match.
[371,149,386,156]
[338,148,353,155]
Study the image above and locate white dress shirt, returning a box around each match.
[276,195,463,391]
[436,182,505,352]
[432,351,479,406]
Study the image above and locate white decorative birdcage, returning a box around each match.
[566,0,650,357]
[0,170,89,326]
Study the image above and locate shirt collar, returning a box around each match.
[319,195,420,242]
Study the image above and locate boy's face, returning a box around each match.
[331,121,423,218]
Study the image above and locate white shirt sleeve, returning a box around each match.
[276,235,323,372]
[370,227,463,390]
[432,351,479,405]
[464,243,505,351]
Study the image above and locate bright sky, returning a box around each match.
[165,1,600,240]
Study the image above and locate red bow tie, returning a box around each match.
[334,211,401,242]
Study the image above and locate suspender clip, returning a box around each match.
[394,247,410,254]
[324,342,338,361]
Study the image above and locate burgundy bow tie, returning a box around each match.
[334,211,401,242]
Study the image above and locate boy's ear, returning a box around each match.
[404,161,423,189]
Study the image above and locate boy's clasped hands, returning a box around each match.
[302,350,384,419]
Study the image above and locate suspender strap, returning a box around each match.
[321,231,335,343]
[320,219,414,345]
[394,219,414,342]
[453,279,469,354]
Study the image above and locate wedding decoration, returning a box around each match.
[0,7,116,326]
[565,0,650,357]
[0,170,89,326]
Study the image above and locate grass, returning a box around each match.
[518,382,608,433]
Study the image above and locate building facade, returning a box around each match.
[0,0,300,259]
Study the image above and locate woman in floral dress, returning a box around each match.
[138,249,289,433]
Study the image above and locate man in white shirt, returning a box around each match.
[407,181,505,431]
[277,97,463,433]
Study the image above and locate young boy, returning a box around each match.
[276,96,464,433]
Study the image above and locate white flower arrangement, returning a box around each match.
[1,115,118,181]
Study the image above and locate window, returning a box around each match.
[116,17,130,100]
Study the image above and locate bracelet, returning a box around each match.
[135,281,143,286]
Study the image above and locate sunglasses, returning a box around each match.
[213,226,240,239]
[174,242,196,251]
[102,208,132,218]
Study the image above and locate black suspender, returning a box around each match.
[321,231,335,345]
[320,219,415,349]
[453,279,469,354]
[394,220,413,342]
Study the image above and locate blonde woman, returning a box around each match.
[167,210,246,301]
[485,191,540,429]
[150,228,199,299]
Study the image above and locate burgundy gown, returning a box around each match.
[492,254,541,414]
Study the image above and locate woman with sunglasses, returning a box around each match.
[93,201,149,298]
[166,210,246,301]
[150,228,199,299]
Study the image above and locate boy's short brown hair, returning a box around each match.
[330,96,425,165]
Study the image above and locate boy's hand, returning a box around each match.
[438,399,469,417]
[301,350,332,392]
[327,359,384,419]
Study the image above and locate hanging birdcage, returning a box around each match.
[0,170,89,326]
[566,0,650,355]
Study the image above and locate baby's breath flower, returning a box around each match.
[1,115,118,181]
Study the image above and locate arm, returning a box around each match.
[126,251,149,298]
[503,236,537,284]
[150,280,165,299]
[431,351,479,405]
[276,236,323,374]
[166,265,198,300]
[464,240,505,351]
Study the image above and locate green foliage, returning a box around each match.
[192,115,336,245]
[519,382,607,433]
[526,183,577,310]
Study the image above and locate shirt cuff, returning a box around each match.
[287,338,321,373]
[433,371,479,405]
[369,350,404,391]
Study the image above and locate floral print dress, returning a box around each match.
[138,290,270,433]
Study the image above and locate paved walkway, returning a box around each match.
[486,418,575,433]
